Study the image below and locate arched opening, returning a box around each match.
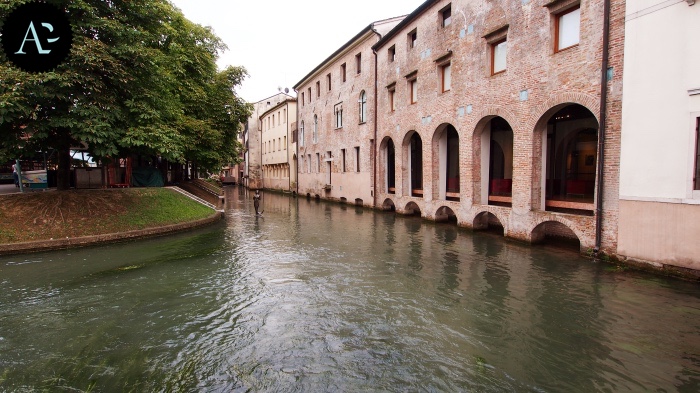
[404,201,421,216]
[473,211,505,235]
[382,198,396,212]
[407,132,423,197]
[387,139,396,194]
[435,206,457,223]
[355,198,363,206]
[435,124,460,201]
[480,117,513,207]
[542,104,598,214]
[359,91,367,123]
[340,197,347,203]
[531,221,581,251]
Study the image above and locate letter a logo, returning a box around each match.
[15,21,60,55]
[1,1,73,73]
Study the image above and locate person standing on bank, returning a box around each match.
[12,163,19,188]
[253,189,262,215]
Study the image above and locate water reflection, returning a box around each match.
[0,188,698,392]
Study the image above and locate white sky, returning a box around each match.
[169,0,425,103]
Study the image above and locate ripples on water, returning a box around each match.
[0,188,699,392]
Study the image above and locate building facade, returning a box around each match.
[294,17,404,207]
[260,98,297,192]
[371,0,624,254]
[618,0,700,272]
[243,92,293,189]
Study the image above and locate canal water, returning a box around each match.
[1,188,699,392]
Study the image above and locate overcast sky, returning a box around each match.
[169,0,426,103]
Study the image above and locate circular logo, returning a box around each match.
[1,1,73,73]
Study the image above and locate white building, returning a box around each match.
[260,98,297,191]
[618,0,700,272]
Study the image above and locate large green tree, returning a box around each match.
[0,0,251,189]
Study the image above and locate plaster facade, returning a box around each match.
[243,93,293,189]
[261,99,297,192]
[618,0,700,271]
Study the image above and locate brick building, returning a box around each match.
[291,0,624,256]
[294,16,405,206]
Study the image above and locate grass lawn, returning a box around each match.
[0,188,215,244]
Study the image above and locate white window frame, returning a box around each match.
[556,6,581,52]
[359,91,367,124]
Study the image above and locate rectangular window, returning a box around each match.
[341,63,346,82]
[327,73,331,91]
[342,149,346,172]
[278,111,281,125]
[307,154,311,173]
[355,147,360,172]
[556,6,581,52]
[388,45,396,62]
[409,29,417,49]
[441,63,451,92]
[695,117,700,190]
[389,88,396,111]
[356,53,362,74]
[308,87,312,102]
[316,81,320,97]
[410,79,418,104]
[284,136,286,149]
[441,4,451,28]
[301,92,305,106]
[492,39,507,74]
[316,153,320,173]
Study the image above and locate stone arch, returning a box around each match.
[431,123,460,201]
[473,210,506,235]
[379,135,397,195]
[402,130,424,198]
[530,219,582,250]
[355,198,363,206]
[435,206,457,223]
[382,198,396,212]
[530,99,600,212]
[471,108,517,207]
[404,201,422,216]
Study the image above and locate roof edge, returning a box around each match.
[372,0,438,51]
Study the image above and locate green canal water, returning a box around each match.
[1,188,699,392]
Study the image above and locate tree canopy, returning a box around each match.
[0,0,252,188]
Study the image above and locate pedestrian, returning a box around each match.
[253,189,261,215]
[12,163,19,188]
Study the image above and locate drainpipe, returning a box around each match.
[371,25,382,210]
[259,111,263,191]
[372,48,378,210]
[594,0,611,255]
[294,89,299,196]
[287,101,290,193]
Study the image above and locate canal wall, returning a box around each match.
[0,211,224,256]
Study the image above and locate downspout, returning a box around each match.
[371,26,381,210]
[259,111,263,191]
[287,102,290,192]
[294,89,299,196]
[594,0,611,254]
